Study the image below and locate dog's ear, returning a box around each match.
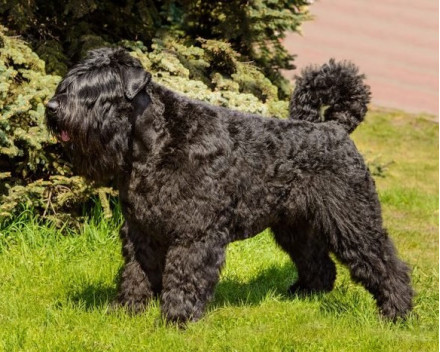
[120,66,152,100]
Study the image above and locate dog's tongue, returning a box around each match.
[60,130,70,142]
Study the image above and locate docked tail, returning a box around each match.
[289,59,371,133]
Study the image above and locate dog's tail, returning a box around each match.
[289,59,371,133]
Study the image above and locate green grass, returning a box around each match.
[0,110,438,351]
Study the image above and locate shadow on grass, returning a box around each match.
[64,263,299,312]
[213,263,297,308]
[66,283,117,311]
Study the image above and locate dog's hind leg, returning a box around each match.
[116,222,165,313]
[328,223,413,320]
[272,220,336,295]
[160,233,226,325]
[321,182,413,320]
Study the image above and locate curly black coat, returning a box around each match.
[46,48,413,324]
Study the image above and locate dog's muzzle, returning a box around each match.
[46,99,59,112]
[45,99,71,142]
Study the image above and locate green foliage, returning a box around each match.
[0,31,57,171]
[0,0,310,96]
[0,27,113,225]
[176,0,311,97]
[126,35,288,116]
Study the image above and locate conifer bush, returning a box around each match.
[0,0,310,96]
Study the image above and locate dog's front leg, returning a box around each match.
[116,221,165,313]
[160,235,226,325]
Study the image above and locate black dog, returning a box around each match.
[46,48,413,324]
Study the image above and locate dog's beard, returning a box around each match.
[68,141,117,184]
[62,118,131,184]
[46,112,73,144]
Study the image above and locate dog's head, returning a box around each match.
[46,47,152,182]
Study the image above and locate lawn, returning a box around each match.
[0,109,438,352]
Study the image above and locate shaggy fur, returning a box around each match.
[46,48,413,324]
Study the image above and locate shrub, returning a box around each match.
[0,26,111,226]
[0,0,310,97]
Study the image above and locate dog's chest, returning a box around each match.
[119,165,215,237]
[119,173,170,229]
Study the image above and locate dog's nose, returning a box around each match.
[46,99,59,112]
